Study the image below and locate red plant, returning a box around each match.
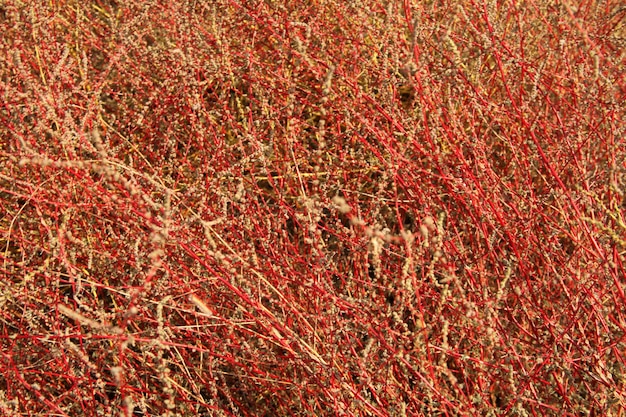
[1,1,625,416]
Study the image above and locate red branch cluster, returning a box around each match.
[1,1,625,416]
